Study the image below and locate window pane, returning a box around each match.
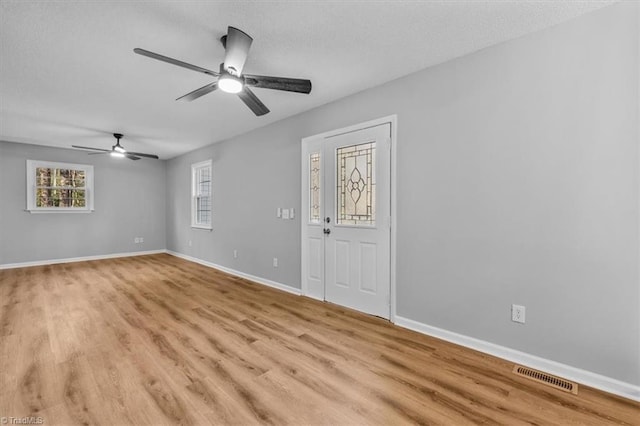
[197,196,211,225]
[36,187,86,208]
[336,141,376,226]
[72,171,85,187]
[36,167,52,186]
[54,169,65,186]
[35,167,85,189]
[72,189,86,207]
[197,166,211,197]
[309,152,321,223]
[36,187,51,207]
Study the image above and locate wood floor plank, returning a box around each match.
[0,253,638,425]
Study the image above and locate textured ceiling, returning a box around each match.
[0,1,612,159]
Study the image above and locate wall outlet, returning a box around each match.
[139,237,144,243]
[273,257,278,268]
[233,249,238,259]
[134,237,139,243]
[282,208,290,219]
[512,304,526,323]
[188,240,192,247]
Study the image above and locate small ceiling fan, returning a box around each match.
[72,133,159,160]
[133,26,312,116]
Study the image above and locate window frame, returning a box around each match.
[26,160,94,213]
[191,159,213,230]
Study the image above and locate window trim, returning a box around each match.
[26,160,94,213]
[191,159,213,230]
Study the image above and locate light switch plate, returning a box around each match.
[276,207,282,218]
[282,208,290,219]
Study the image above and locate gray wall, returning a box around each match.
[166,2,639,385]
[166,123,303,286]
[0,141,166,264]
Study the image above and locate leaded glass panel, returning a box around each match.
[309,152,321,223]
[336,141,375,226]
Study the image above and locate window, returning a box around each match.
[191,160,212,229]
[26,160,94,213]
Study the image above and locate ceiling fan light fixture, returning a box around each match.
[218,73,243,94]
[72,133,158,160]
[134,26,311,116]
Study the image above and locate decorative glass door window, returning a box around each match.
[336,141,376,225]
[309,152,321,223]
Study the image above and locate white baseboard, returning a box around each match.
[0,249,167,270]
[166,250,301,296]
[395,316,640,402]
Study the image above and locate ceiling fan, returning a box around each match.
[133,26,312,116]
[72,133,159,160]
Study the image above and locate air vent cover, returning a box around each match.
[513,365,578,395]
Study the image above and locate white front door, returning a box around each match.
[302,122,391,319]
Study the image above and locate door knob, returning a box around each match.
[323,228,331,235]
[325,217,331,224]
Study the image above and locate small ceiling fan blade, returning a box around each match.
[134,48,219,77]
[176,82,218,102]
[125,154,141,160]
[127,152,159,159]
[244,74,312,94]
[72,145,111,152]
[237,87,269,116]
[223,27,252,75]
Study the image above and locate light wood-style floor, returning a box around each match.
[0,254,638,425]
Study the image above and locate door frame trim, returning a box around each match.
[300,114,398,323]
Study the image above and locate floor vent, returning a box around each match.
[513,365,578,395]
